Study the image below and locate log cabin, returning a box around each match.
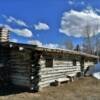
[0,27,99,92]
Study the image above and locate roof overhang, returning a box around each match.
[1,42,99,61]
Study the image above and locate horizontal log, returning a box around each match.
[11,75,30,80]
[11,80,30,87]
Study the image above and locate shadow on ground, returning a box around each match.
[0,85,29,96]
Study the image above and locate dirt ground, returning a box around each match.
[0,77,100,100]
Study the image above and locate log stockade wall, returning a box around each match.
[0,42,99,92]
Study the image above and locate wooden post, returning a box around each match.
[80,57,85,77]
[30,51,41,92]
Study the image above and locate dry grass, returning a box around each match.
[0,77,100,100]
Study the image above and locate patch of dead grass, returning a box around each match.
[0,77,100,100]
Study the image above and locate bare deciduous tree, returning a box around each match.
[82,23,93,54]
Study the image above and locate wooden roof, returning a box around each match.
[35,47,99,60]
[1,42,99,60]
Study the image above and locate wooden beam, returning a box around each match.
[80,57,85,76]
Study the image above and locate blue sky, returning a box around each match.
[0,0,100,48]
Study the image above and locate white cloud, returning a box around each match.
[1,24,32,37]
[3,24,12,30]
[28,40,43,47]
[14,19,28,27]
[34,22,50,30]
[11,28,33,37]
[44,43,59,49]
[59,9,100,37]
[10,38,18,43]
[2,15,28,27]
[28,40,59,49]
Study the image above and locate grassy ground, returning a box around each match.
[0,77,100,100]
